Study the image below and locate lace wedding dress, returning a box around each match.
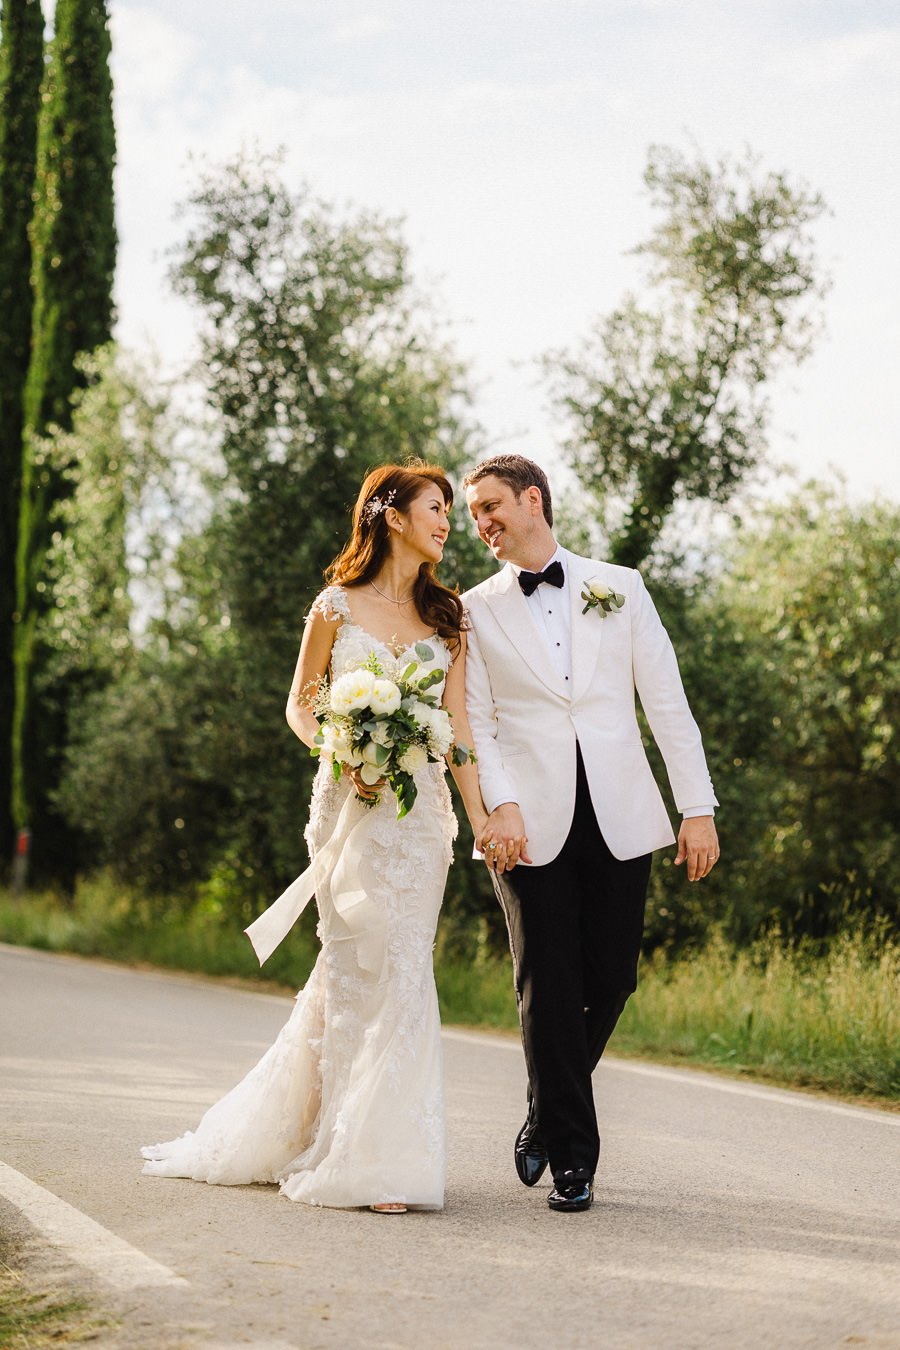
[141,586,457,1208]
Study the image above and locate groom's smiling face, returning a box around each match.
[465,475,546,566]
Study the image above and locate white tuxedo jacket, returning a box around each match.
[463,549,717,865]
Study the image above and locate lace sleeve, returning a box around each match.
[307,585,351,626]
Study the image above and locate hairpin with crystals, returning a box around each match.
[362,488,396,523]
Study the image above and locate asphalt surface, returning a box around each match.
[2,942,899,1349]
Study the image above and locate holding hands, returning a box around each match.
[478,803,532,873]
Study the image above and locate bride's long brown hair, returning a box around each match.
[327,461,465,649]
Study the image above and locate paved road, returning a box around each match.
[2,943,900,1350]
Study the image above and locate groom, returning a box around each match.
[462,455,719,1213]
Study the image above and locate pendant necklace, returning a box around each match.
[369,579,415,605]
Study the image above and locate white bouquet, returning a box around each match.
[312,643,474,818]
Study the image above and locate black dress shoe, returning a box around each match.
[514,1117,549,1187]
[547,1171,593,1212]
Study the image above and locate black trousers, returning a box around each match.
[492,747,652,1179]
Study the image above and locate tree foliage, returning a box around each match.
[37,349,173,682]
[12,0,116,872]
[721,487,900,935]
[644,485,900,949]
[546,146,828,568]
[56,156,497,936]
[19,349,172,876]
[168,153,481,624]
[22,0,116,436]
[0,0,44,858]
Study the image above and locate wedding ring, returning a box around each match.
[487,842,497,851]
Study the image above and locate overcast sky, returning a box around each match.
[108,0,900,499]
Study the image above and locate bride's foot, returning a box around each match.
[370,1203,407,1213]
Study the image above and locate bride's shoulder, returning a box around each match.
[307,584,352,626]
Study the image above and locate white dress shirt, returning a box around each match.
[516,546,572,685]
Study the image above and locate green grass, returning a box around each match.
[435,946,518,1029]
[613,928,900,1102]
[2,880,898,1105]
[0,1254,108,1348]
[0,872,320,991]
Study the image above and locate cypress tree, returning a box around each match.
[0,0,45,867]
[12,0,116,874]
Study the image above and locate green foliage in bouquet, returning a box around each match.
[311,643,474,819]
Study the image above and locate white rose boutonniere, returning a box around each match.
[581,577,626,617]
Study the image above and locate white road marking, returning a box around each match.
[0,1161,189,1291]
[441,1028,900,1125]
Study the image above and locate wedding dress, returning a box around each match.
[141,586,457,1208]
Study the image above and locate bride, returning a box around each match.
[141,461,488,1212]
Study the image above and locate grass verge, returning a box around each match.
[613,927,900,1103]
[0,872,321,992]
[0,1246,109,1349]
[2,878,898,1105]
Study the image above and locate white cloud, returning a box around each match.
[111,5,200,101]
[329,13,393,42]
[768,27,900,89]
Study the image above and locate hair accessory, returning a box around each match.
[362,489,396,523]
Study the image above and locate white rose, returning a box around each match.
[398,743,429,774]
[330,669,375,713]
[321,722,354,761]
[368,722,394,748]
[414,705,452,756]
[361,741,386,766]
[587,578,611,601]
[425,708,453,756]
[369,679,402,715]
[412,700,433,729]
[412,701,442,732]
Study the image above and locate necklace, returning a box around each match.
[369,579,415,605]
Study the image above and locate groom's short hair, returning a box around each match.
[462,455,553,527]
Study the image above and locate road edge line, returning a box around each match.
[0,1161,189,1291]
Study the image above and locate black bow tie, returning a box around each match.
[517,560,565,597]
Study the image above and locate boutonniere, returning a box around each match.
[581,577,626,616]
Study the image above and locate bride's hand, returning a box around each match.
[470,814,490,846]
[343,763,386,801]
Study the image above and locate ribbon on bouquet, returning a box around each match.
[244,792,388,976]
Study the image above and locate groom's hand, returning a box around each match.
[480,804,532,873]
[675,815,719,881]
